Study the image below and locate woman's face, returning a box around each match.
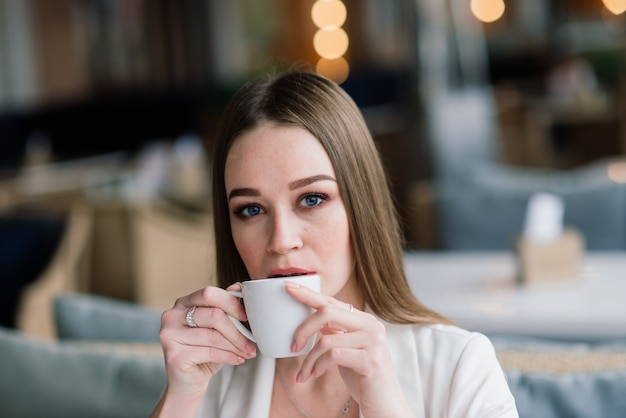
[224,122,358,301]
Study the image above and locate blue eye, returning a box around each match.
[240,205,263,217]
[301,194,325,207]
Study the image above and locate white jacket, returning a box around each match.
[198,320,518,417]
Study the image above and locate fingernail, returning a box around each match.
[285,282,302,289]
[291,340,298,353]
[239,308,248,321]
[245,341,256,355]
[296,370,303,383]
[237,356,245,364]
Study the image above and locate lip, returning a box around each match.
[266,268,315,278]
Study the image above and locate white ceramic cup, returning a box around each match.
[228,275,320,358]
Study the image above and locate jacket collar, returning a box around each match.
[383,318,426,418]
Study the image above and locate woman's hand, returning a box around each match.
[285,282,415,417]
[155,283,257,411]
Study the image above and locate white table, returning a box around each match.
[404,251,626,341]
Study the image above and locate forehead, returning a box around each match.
[224,123,336,187]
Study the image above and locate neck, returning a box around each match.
[276,355,346,392]
[274,359,354,418]
[275,356,304,381]
[333,275,366,312]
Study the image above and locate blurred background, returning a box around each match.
[1,0,625,331]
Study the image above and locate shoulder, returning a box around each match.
[384,321,503,384]
[416,323,493,349]
[386,321,495,358]
[383,322,517,417]
[414,324,498,368]
[411,322,486,341]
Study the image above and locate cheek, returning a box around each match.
[230,223,260,266]
[318,222,354,295]
[321,213,353,263]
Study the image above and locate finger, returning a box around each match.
[226,282,243,292]
[292,304,371,352]
[284,281,347,310]
[162,325,242,358]
[297,330,371,381]
[302,348,371,382]
[167,325,255,360]
[162,305,256,358]
[181,306,257,357]
[176,285,247,322]
[164,340,246,370]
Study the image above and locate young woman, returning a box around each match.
[152,71,518,417]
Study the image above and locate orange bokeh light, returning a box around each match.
[471,0,506,23]
[316,57,349,84]
[602,0,626,15]
[313,27,349,60]
[311,0,347,29]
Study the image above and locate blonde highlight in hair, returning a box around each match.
[212,71,448,325]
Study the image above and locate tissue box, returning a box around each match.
[516,228,585,284]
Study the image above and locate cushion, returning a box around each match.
[0,326,165,418]
[55,293,161,342]
[472,160,626,250]
[436,178,527,250]
[435,159,626,250]
[505,368,626,418]
[494,335,626,418]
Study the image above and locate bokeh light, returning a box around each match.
[602,0,626,15]
[607,162,626,183]
[316,57,349,84]
[311,0,347,29]
[311,0,349,83]
[471,0,506,23]
[313,27,349,60]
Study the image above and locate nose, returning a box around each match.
[266,211,303,255]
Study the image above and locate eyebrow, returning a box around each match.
[228,174,336,200]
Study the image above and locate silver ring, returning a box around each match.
[347,303,354,313]
[186,306,198,328]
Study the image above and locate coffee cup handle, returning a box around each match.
[227,290,256,342]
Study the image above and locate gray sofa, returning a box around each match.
[0,295,164,418]
[416,157,626,251]
[3,294,626,417]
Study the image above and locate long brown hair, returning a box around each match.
[212,71,448,325]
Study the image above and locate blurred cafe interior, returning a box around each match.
[2,0,626,415]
